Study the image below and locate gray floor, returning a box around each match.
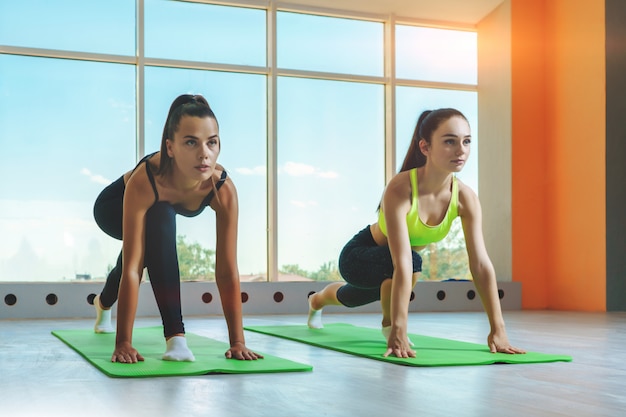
[1,310,625,417]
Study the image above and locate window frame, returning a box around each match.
[0,0,478,283]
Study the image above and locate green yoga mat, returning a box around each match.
[244,323,572,367]
[52,327,312,378]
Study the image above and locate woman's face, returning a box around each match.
[421,116,471,173]
[166,115,220,181]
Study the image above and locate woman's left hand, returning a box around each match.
[383,326,416,358]
[488,331,526,354]
[225,342,264,360]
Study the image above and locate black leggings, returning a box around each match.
[336,226,422,307]
[94,176,185,338]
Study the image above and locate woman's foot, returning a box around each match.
[93,294,114,334]
[307,294,324,329]
[307,283,344,329]
[162,336,195,362]
[382,325,415,346]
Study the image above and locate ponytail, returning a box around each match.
[399,111,431,172]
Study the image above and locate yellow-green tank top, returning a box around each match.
[378,168,459,246]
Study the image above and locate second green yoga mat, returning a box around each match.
[244,323,572,367]
[52,327,312,378]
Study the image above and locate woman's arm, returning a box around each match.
[112,170,153,363]
[381,173,416,358]
[212,178,262,360]
[459,185,525,354]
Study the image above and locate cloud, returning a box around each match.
[81,168,112,185]
[317,170,339,179]
[282,162,338,179]
[234,162,338,179]
[63,231,75,247]
[107,98,134,111]
[235,166,266,176]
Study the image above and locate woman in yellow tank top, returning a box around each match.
[307,108,525,359]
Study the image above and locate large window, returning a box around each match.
[277,77,384,280]
[145,0,266,66]
[0,0,135,55]
[395,25,478,281]
[277,12,383,76]
[396,87,477,281]
[396,25,477,84]
[144,67,267,280]
[0,1,478,283]
[0,54,135,282]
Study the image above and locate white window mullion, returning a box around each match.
[136,0,146,161]
[384,13,396,184]
[266,1,278,282]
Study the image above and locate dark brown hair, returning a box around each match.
[399,108,468,172]
[157,94,218,176]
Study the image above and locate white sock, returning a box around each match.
[307,295,323,329]
[162,336,195,362]
[93,294,114,334]
[382,326,414,346]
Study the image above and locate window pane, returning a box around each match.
[277,77,384,281]
[396,26,477,84]
[277,12,383,76]
[145,0,266,67]
[0,55,136,282]
[395,86,478,281]
[145,67,267,280]
[0,0,135,55]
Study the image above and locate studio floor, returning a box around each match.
[1,310,625,417]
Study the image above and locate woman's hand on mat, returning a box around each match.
[111,342,145,363]
[383,327,416,358]
[225,342,264,360]
[488,331,526,354]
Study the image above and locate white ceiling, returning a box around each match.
[281,0,506,25]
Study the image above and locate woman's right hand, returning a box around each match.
[383,326,416,358]
[111,341,145,363]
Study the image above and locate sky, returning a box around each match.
[0,0,478,282]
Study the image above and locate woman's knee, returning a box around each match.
[146,202,176,231]
[412,251,423,273]
[337,284,380,307]
[412,272,420,287]
[147,201,176,219]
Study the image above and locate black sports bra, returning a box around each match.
[139,152,228,218]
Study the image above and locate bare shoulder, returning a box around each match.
[124,165,156,208]
[122,152,160,182]
[381,170,412,212]
[218,165,236,194]
[384,170,411,197]
[211,168,238,213]
[456,179,481,217]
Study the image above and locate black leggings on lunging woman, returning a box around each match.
[94,176,185,338]
[336,226,423,307]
